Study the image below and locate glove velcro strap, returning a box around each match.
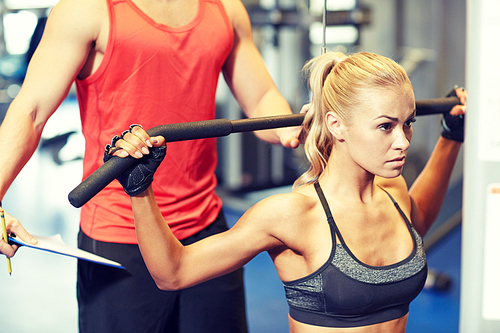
[117,146,167,196]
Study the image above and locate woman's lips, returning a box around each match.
[388,156,406,168]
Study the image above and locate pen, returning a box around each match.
[0,208,12,275]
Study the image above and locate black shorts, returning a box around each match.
[77,211,248,333]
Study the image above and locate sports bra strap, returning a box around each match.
[313,182,343,242]
[314,182,334,222]
[377,186,412,227]
[313,182,413,242]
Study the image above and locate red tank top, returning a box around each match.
[76,0,234,243]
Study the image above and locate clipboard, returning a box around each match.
[8,234,125,269]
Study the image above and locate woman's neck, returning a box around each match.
[320,151,376,204]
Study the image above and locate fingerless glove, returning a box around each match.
[441,87,465,143]
[103,134,166,196]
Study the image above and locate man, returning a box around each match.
[0,0,302,332]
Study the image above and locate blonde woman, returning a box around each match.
[108,51,466,332]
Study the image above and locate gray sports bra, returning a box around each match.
[283,182,427,328]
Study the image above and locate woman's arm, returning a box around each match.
[408,87,466,236]
[107,128,291,290]
[131,187,284,290]
[408,137,462,236]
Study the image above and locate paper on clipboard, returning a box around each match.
[8,234,124,269]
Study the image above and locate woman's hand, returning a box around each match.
[107,124,165,158]
[104,124,166,196]
[441,86,467,143]
[450,86,467,116]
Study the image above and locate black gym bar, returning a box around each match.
[68,96,460,208]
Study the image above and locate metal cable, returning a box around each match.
[322,0,327,54]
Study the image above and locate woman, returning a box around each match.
[108,51,466,331]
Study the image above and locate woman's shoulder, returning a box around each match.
[259,185,317,212]
[245,184,319,225]
[243,184,326,256]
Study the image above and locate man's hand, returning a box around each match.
[0,208,38,257]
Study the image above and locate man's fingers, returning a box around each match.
[8,218,38,245]
[0,240,15,257]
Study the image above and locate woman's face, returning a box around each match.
[341,86,416,179]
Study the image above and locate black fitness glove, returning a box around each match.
[104,126,166,196]
[441,86,465,143]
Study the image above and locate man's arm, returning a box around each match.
[221,0,301,148]
[0,0,105,253]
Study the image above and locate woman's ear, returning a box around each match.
[325,111,345,142]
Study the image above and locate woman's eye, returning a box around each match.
[405,118,417,127]
[379,123,392,131]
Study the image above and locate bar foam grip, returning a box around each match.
[68,114,304,208]
[415,96,460,116]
